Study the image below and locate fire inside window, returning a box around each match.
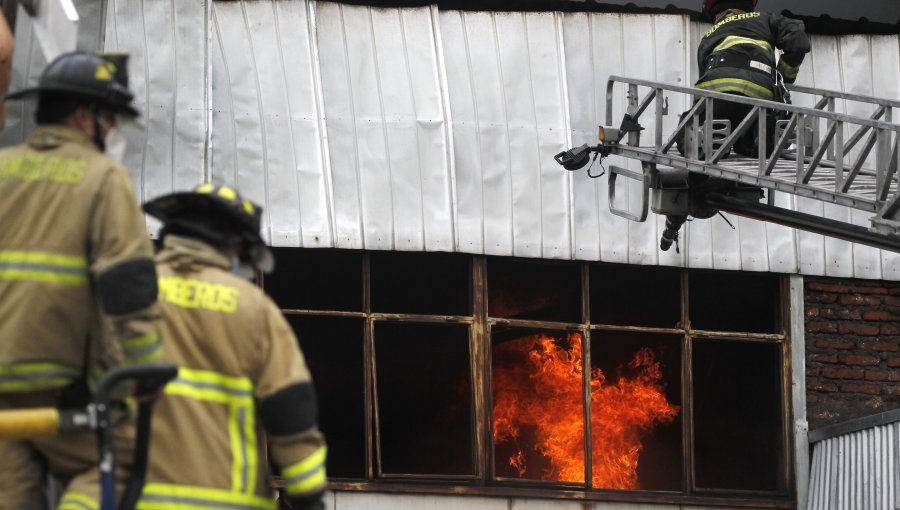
[263,249,791,504]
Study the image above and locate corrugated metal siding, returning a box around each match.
[102,0,209,212]
[4,1,900,279]
[808,422,900,510]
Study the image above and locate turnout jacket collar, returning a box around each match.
[27,125,96,151]
[156,235,232,271]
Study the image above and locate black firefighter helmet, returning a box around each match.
[701,0,758,20]
[6,51,139,117]
[143,184,275,273]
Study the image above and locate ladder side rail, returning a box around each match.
[802,120,838,184]
[709,106,760,164]
[607,76,900,132]
[788,84,900,112]
[840,130,879,194]
[611,143,880,212]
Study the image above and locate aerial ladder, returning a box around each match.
[555,76,900,253]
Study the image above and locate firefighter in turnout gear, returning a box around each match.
[142,184,328,510]
[0,52,161,509]
[678,0,811,157]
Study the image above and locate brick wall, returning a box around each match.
[805,277,900,429]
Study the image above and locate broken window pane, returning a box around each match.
[591,263,681,328]
[488,258,581,323]
[492,327,585,483]
[693,339,784,491]
[288,315,366,478]
[265,248,363,311]
[374,322,473,476]
[689,270,781,333]
[590,330,682,491]
[371,251,470,316]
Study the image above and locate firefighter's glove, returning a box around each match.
[285,492,326,510]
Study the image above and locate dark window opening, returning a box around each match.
[267,248,790,504]
[591,263,681,328]
[488,257,581,323]
[692,339,785,491]
[374,322,473,476]
[287,315,366,479]
[491,327,585,483]
[371,251,470,316]
[689,270,781,333]
[590,330,682,491]
[265,248,363,311]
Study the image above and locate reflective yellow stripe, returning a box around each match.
[164,368,256,494]
[58,492,99,510]
[138,483,275,510]
[0,250,88,285]
[696,78,775,100]
[0,363,80,392]
[123,332,163,364]
[282,446,327,496]
[0,251,87,267]
[777,59,801,78]
[713,35,773,53]
[0,268,87,285]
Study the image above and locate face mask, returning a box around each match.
[104,126,128,164]
[232,256,256,280]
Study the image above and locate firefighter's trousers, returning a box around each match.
[0,390,135,510]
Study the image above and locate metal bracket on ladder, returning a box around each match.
[608,164,651,222]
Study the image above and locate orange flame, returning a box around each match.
[492,333,679,489]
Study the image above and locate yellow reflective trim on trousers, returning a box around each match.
[0,363,80,392]
[58,492,99,510]
[138,483,275,510]
[696,78,774,100]
[164,368,257,494]
[713,36,773,53]
[283,446,327,496]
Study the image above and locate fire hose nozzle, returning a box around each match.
[660,215,688,252]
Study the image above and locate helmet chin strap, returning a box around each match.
[90,105,106,152]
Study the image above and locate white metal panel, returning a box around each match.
[103,0,207,211]
[443,11,514,256]
[210,2,269,239]
[15,2,900,279]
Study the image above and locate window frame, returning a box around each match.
[262,253,796,508]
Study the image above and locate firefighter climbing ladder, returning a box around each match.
[577,76,900,252]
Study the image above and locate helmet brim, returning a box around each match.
[5,86,140,118]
